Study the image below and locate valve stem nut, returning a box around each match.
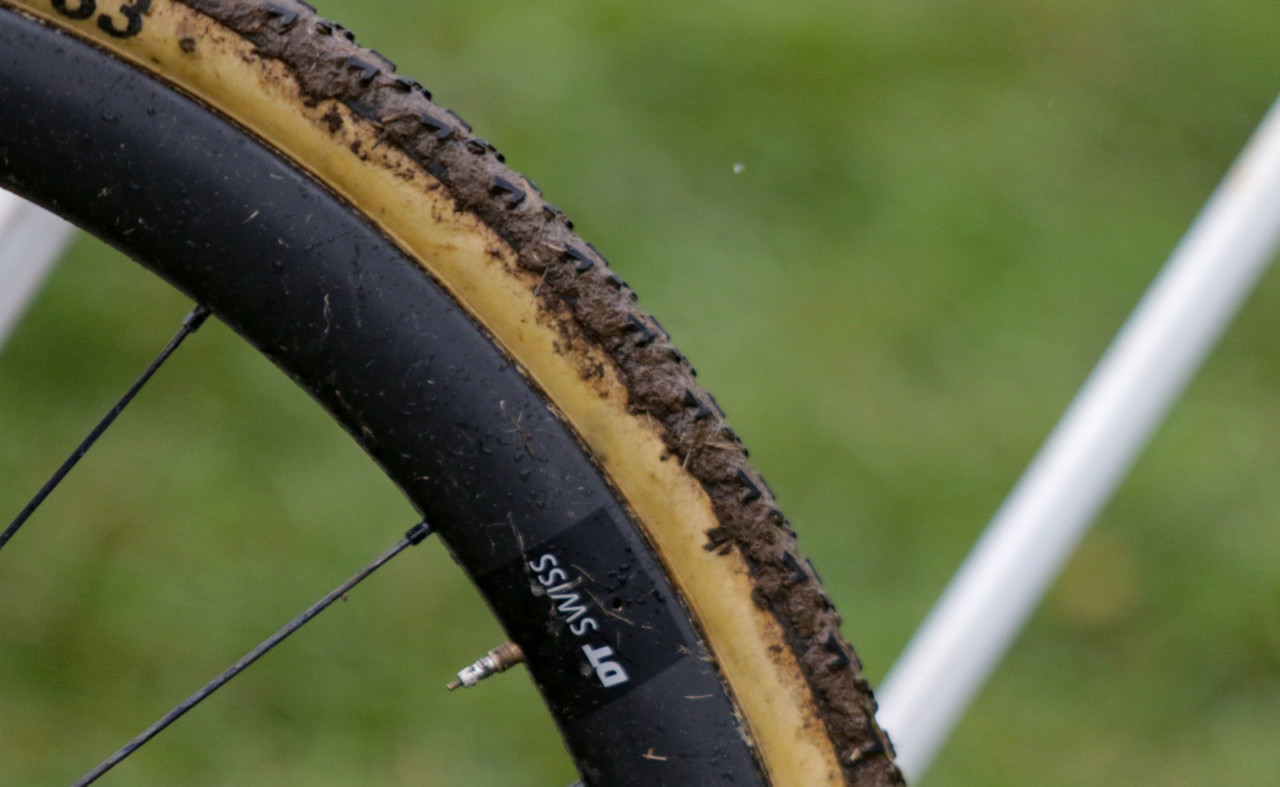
[447,641,524,691]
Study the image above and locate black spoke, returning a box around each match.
[0,304,211,554]
[74,520,434,787]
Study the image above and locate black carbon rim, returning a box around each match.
[0,9,766,785]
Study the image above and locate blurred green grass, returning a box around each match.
[3,0,1280,784]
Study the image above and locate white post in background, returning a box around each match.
[0,191,76,350]
[875,92,1280,783]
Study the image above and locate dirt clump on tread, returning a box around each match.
[178,1,904,784]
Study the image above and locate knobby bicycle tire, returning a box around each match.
[0,2,902,784]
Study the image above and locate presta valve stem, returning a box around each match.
[447,641,524,690]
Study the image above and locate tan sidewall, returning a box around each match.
[3,2,844,783]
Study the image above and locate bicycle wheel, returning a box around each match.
[0,1,901,784]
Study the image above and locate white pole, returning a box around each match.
[875,92,1280,783]
[0,191,75,350]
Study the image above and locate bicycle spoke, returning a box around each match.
[0,303,211,553]
[74,520,434,787]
